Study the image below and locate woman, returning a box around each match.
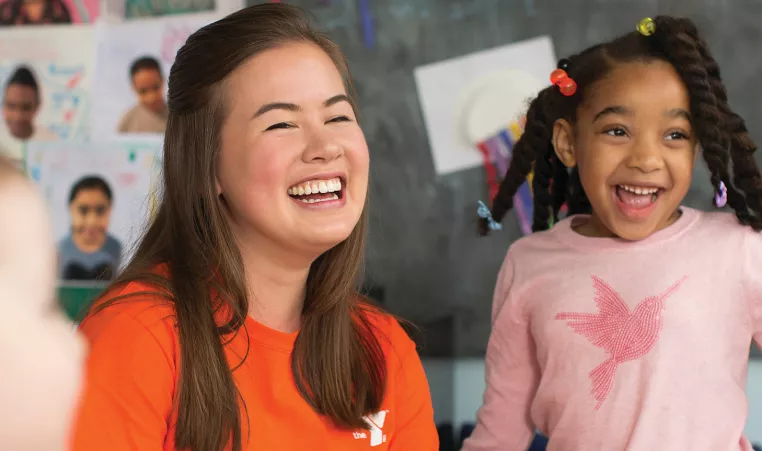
[71,4,438,451]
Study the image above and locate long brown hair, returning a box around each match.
[84,4,386,450]
[478,16,762,235]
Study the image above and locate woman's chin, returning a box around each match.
[299,225,356,254]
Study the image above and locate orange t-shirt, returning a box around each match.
[71,282,438,451]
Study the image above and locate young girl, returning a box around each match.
[464,16,762,450]
[71,4,437,451]
[59,175,122,281]
[0,156,84,451]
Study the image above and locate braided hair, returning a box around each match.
[478,16,762,236]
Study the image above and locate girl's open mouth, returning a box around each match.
[614,184,663,219]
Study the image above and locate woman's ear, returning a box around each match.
[553,118,577,168]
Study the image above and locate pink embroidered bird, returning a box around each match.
[556,275,687,410]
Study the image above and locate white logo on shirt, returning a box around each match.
[352,410,388,446]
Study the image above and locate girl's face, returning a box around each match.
[69,188,112,247]
[216,42,369,259]
[132,68,165,114]
[3,83,39,140]
[554,60,698,241]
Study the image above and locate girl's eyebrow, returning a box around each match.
[593,105,631,122]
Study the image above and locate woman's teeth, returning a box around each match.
[287,177,342,196]
[295,194,339,204]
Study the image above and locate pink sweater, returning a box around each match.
[463,207,761,451]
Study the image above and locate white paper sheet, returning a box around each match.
[0,25,94,162]
[414,36,557,175]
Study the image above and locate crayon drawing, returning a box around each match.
[0,25,93,163]
[26,139,162,282]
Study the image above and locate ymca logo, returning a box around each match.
[352,410,389,446]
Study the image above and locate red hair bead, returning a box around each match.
[558,77,577,96]
[550,68,568,85]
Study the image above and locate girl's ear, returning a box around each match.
[553,118,577,168]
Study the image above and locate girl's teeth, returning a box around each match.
[620,184,659,195]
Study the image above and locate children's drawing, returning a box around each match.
[414,36,558,234]
[0,0,99,25]
[0,25,93,163]
[91,13,217,140]
[26,139,162,282]
[413,36,556,176]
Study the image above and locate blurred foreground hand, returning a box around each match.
[0,158,85,451]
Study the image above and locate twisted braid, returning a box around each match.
[478,87,556,235]
[550,154,569,224]
[531,137,555,232]
[654,17,751,224]
[675,20,762,229]
[566,167,591,216]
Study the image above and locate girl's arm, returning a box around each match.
[462,251,540,451]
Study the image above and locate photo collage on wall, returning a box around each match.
[0,3,236,287]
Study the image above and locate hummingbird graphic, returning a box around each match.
[556,275,688,409]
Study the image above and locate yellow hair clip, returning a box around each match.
[637,17,655,36]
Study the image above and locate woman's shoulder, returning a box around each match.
[79,279,178,355]
[356,303,418,365]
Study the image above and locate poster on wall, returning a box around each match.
[0,25,93,165]
[414,36,556,176]
[99,0,239,20]
[414,36,556,234]
[90,12,217,140]
[26,139,162,283]
[0,0,99,26]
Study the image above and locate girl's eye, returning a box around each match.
[666,131,689,140]
[604,127,628,137]
[328,116,351,123]
[265,122,293,131]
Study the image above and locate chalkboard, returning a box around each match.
[247,0,762,357]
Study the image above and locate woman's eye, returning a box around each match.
[265,122,293,131]
[328,116,351,123]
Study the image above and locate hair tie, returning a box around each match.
[477,200,502,231]
[550,67,577,96]
[713,180,727,208]
[637,17,656,36]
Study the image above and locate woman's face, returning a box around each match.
[216,42,369,258]
[3,83,39,140]
[69,188,112,248]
